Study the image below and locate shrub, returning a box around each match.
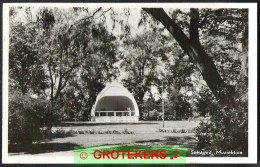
[171,129,177,133]
[78,129,134,134]
[105,130,112,134]
[122,128,134,134]
[49,129,76,138]
[78,130,85,134]
[112,130,121,134]
[158,128,192,133]
[51,129,66,138]
[89,129,96,134]
[66,129,78,136]
[180,129,187,133]
[8,94,59,146]
[97,130,104,134]
[195,98,248,156]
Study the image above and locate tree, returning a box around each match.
[36,8,84,102]
[139,8,248,154]
[9,8,48,95]
[35,8,119,120]
[120,31,165,119]
[142,8,246,107]
[79,22,119,120]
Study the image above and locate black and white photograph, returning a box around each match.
[2,2,258,164]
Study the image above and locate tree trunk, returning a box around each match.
[137,91,145,120]
[143,8,236,106]
[236,11,248,102]
[190,8,200,45]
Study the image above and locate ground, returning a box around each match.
[9,120,200,157]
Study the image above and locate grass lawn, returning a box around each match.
[9,120,201,157]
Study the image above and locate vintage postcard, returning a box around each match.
[2,2,258,164]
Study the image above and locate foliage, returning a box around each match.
[122,128,134,134]
[195,98,248,156]
[141,8,248,154]
[78,22,119,120]
[187,9,248,154]
[199,9,247,85]
[142,96,161,120]
[159,128,193,133]
[51,129,134,134]
[51,129,76,138]
[36,8,89,101]
[8,94,59,146]
[35,8,119,120]
[143,109,162,121]
[120,30,170,119]
[165,86,193,120]
[9,11,48,95]
[195,88,218,117]
[8,7,248,155]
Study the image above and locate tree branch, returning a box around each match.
[199,9,210,28]
[68,7,111,32]
[142,8,234,104]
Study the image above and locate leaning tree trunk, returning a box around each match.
[143,8,236,107]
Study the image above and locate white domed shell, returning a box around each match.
[91,81,139,122]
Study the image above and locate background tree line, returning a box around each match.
[9,7,248,155]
